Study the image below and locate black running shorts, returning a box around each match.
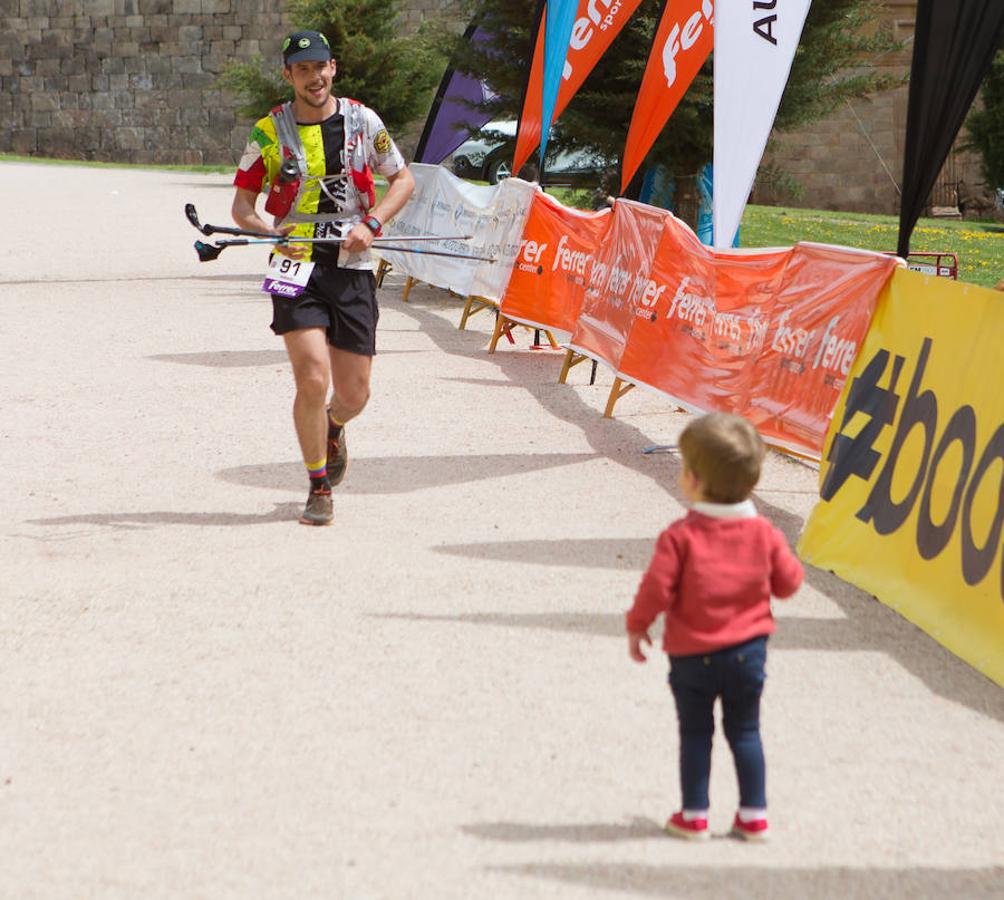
[270,264,379,356]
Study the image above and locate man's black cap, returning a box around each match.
[282,30,332,65]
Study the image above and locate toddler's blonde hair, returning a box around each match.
[678,413,765,503]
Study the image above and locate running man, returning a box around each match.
[231,30,415,526]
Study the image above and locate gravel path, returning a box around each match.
[1,163,1001,900]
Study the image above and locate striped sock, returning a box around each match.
[306,457,329,491]
[327,407,344,438]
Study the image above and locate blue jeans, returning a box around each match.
[668,636,768,810]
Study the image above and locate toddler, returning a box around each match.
[626,412,804,841]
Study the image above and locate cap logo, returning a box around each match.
[298,38,311,48]
[282,37,291,51]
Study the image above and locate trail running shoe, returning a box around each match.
[299,486,333,526]
[327,422,348,486]
[664,812,709,841]
[730,813,769,842]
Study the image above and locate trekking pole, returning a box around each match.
[185,203,478,245]
[193,238,495,263]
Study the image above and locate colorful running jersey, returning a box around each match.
[234,97,406,268]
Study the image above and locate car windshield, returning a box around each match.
[447,120,610,188]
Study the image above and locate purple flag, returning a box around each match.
[414,25,498,165]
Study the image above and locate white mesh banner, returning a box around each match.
[713,0,812,249]
[380,163,537,301]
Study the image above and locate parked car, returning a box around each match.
[447,120,610,187]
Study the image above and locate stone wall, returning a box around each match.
[399,0,455,31]
[0,1,306,165]
[1,0,992,215]
[756,0,988,216]
[756,87,909,215]
[0,0,459,166]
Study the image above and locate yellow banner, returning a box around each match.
[799,267,1004,686]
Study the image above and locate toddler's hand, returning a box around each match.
[628,631,652,663]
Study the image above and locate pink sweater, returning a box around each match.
[626,502,804,656]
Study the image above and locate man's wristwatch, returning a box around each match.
[362,215,382,237]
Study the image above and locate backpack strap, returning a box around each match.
[269,102,306,175]
[269,101,346,225]
[340,97,376,210]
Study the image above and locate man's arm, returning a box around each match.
[342,166,415,253]
[370,165,416,226]
[232,186,302,257]
[232,187,281,235]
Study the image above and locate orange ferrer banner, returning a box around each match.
[514,0,645,176]
[620,0,714,192]
[744,245,901,453]
[617,217,899,454]
[566,199,669,370]
[498,194,900,458]
[617,221,791,415]
[607,217,898,456]
[498,191,612,338]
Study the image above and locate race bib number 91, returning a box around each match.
[262,254,315,298]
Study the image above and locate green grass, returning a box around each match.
[11,154,999,287]
[741,205,1004,289]
[394,180,1004,288]
[0,154,232,174]
[542,186,1004,289]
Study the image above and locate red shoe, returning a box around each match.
[731,813,769,842]
[664,811,709,840]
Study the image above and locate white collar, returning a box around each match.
[691,499,757,519]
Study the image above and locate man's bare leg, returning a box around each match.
[283,327,334,524]
[326,347,372,485]
[328,347,372,423]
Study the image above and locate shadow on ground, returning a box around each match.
[462,818,662,843]
[374,286,1004,724]
[151,349,289,367]
[150,348,432,368]
[371,607,959,657]
[217,452,600,495]
[177,182,238,189]
[489,862,1004,898]
[435,537,652,570]
[26,503,301,530]
[0,273,264,287]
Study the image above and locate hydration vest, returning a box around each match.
[267,97,377,226]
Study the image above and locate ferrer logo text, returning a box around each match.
[663,0,713,89]
[564,0,631,83]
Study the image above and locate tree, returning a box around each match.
[966,50,1004,190]
[218,0,445,132]
[433,0,900,192]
